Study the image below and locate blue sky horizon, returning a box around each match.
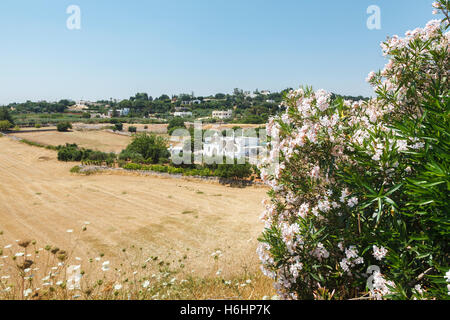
[0,0,436,105]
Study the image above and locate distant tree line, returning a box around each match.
[3,90,370,125]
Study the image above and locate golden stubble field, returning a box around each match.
[0,136,268,278]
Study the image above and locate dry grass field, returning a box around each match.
[0,136,269,286]
[12,130,132,153]
[121,123,168,134]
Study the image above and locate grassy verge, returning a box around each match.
[19,138,59,151]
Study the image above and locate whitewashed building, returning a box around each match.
[174,111,193,117]
[212,110,233,120]
[201,132,264,163]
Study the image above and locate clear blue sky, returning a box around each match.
[0,0,436,104]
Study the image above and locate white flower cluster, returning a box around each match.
[372,245,388,261]
[339,246,364,274]
[370,271,395,300]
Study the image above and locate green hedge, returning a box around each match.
[121,162,253,179]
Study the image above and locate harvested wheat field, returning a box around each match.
[12,130,132,153]
[121,123,168,134]
[0,137,268,279]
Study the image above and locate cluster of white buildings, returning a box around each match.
[169,131,265,164]
[202,132,263,162]
[180,100,201,105]
[212,110,233,120]
[174,111,193,117]
[173,109,233,120]
[106,108,130,117]
[243,90,271,99]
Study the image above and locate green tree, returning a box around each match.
[0,107,14,124]
[168,117,186,135]
[57,122,72,132]
[120,133,170,164]
[0,120,12,131]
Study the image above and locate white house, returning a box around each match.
[212,110,233,120]
[201,131,263,162]
[119,108,130,116]
[107,108,130,117]
[174,111,193,117]
[90,113,110,119]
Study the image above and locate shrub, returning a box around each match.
[168,117,186,135]
[114,123,123,131]
[0,107,13,124]
[122,163,142,171]
[58,144,82,161]
[258,2,450,300]
[119,150,145,163]
[214,160,253,179]
[128,126,137,133]
[58,144,82,162]
[57,122,72,132]
[70,165,81,173]
[0,120,12,131]
[58,144,117,165]
[120,133,170,164]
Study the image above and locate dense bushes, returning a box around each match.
[0,107,14,125]
[57,144,82,161]
[118,150,145,164]
[168,117,186,135]
[57,143,116,166]
[114,123,123,131]
[214,160,253,179]
[121,162,254,179]
[57,122,72,132]
[128,126,137,133]
[123,163,185,175]
[120,133,170,164]
[0,120,12,131]
[258,2,449,300]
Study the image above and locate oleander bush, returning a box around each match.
[257,1,449,300]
